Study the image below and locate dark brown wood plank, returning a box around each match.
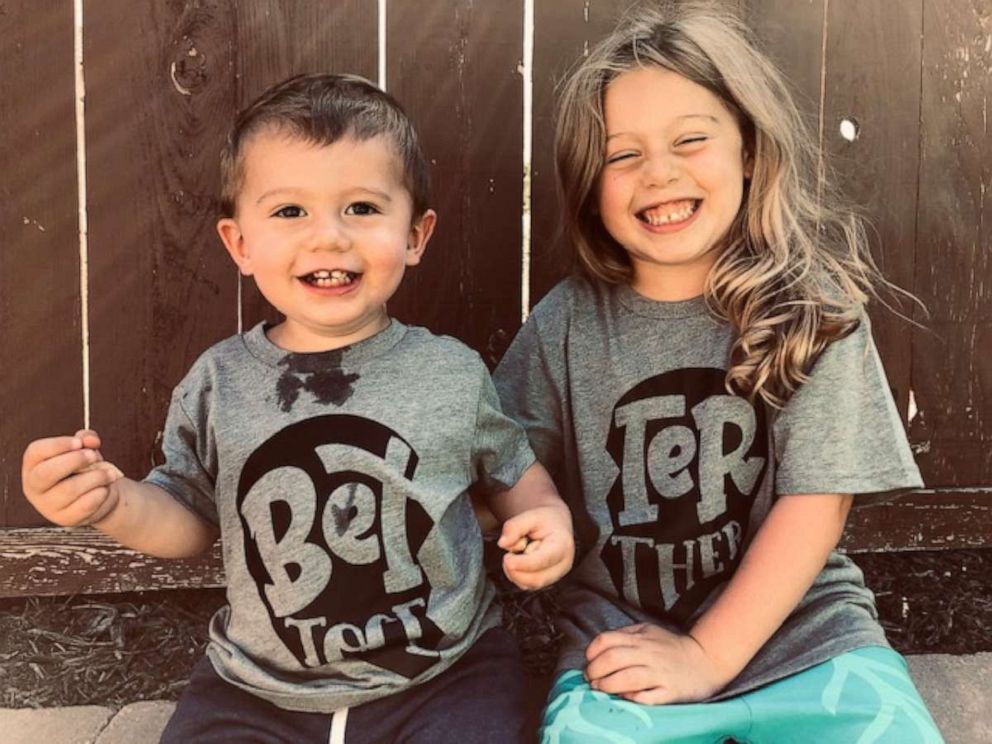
[1,488,987,597]
[235,1,378,330]
[0,1,84,527]
[529,0,632,308]
[841,490,992,553]
[0,528,224,597]
[910,0,992,486]
[387,0,524,363]
[744,0,825,121]
[84,1,240,478]
[820,2,922,430]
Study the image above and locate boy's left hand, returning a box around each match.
[497,504,574,590]
[584,623,733,705]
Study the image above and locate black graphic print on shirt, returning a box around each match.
[236,414,444,680]
[601,368,768,625]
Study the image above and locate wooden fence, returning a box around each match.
[1,0,990,596]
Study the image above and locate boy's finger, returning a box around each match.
[73,429,102,450]
[57,486,113,526]
[24,448,98,495]
[77,486,120,526]
[44,469,116,514]
[505,537,529,554]
[22,436,84,472]
[497,517,529,549]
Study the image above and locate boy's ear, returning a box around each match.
[217,218,253,275]
[405,209,437,267]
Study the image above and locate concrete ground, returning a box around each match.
[0,653,988,743]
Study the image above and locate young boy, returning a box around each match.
[21,73,574,743]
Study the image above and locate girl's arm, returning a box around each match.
[689,491,853,681]
[585,491,851,704]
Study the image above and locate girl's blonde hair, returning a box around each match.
[556,1,892,408]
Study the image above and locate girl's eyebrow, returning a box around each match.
[606,113,721,141]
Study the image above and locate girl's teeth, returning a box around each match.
[642,201,697,226]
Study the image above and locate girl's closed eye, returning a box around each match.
[272,205,306,219]
[345,201,380,216]
[606,151,638,165]
[676,135,709,148]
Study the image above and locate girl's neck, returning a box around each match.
[629,271,706,302]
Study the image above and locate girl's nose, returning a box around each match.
[642,154,680,188]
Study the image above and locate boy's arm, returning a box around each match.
[585,492,851,704]
[93,477,218,558]
[486,460,567,523]
[23,430,218,558]
[486,462,575,590]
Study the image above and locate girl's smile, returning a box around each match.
[598,66,750,301]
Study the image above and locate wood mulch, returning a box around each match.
[0,548,989,709]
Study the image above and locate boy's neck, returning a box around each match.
[264,316,393,353]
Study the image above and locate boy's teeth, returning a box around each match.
[306,270,356,287]
[641,200,697,226]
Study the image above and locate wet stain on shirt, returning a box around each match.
[276,350,360,412]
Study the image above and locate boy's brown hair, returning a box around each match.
[219,73,430,218]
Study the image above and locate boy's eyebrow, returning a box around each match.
[255,187,395,205]
[606,114,720,141]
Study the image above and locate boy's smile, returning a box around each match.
[218,131,435,352]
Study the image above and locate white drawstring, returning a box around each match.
[329,706,349,744]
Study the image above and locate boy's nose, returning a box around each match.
[308,216,351,252]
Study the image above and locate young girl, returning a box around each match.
[494,3,942,742]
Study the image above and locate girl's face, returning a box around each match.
[597,66,750,301]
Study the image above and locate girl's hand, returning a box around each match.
[21,429,125,527]
[497,504,574,590]
[584,623,734,705]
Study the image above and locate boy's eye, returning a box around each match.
[273,205,305,218]
[345,202,380,216]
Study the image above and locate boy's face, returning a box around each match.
[218,130,435,352]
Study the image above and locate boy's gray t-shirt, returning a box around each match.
[146,320,534,713]
[493,277,921,699]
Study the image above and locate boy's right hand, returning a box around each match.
[22,429,125,527]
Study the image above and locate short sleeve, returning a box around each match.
[144,384,220,526]
[471,367,536,491]
[773,315,922,503]
[492,307,566,478]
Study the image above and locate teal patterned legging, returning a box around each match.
[540,646,942,744]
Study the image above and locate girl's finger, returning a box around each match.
[585,644,640,681]
[586,629,641,662]
[622,687,671,705]
[591,666,653,696]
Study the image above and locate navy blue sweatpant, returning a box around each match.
[160,627,527,743]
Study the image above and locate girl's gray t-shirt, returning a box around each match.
[146,320,534,713]
[493,276,921,699]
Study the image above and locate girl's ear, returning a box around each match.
[743,149,754,180]
[405,209,437,267]
[217,218,253,275]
